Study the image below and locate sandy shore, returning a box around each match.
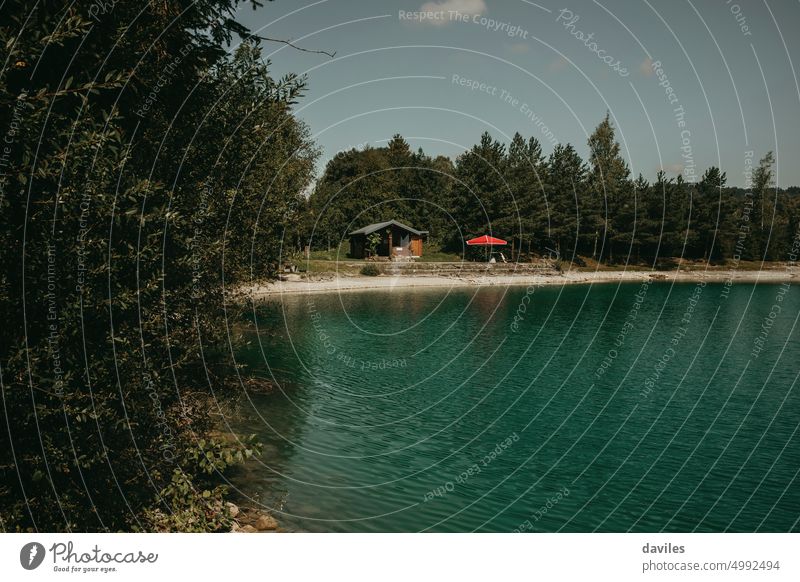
[241,267,799,298]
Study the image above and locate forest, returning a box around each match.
[310,120,799,265]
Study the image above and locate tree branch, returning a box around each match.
[249,34,336,58]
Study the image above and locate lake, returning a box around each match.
[231,281,800,532]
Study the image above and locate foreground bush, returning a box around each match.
[360,264,383,276]
[0,1,315,532]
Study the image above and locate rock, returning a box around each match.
[240,525,258,533]
[230,522,241,532]
[255,514,279,531]
[227,502,240,518]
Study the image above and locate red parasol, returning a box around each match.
[466,235,508,246]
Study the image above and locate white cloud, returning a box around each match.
[418,0,487,26]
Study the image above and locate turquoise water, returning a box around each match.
[231,282,800,532]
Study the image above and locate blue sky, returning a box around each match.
[235,0,800,187]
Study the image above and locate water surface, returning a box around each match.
[231,282,800,532]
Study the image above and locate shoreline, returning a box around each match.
[241,267,800,298]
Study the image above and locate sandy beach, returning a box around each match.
[241,267,800,298]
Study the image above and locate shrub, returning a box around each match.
[0,3,309,532]
[360,264,382,276]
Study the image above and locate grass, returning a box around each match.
[292,249,786,277]
[301,260,362,275]
[306,244,349,262]
[568,257,785,272]
[306,243,461,263]
[412,243,461,262]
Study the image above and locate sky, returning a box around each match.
[234,0,800,187]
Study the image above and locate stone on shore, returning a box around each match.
[255,514,279,531]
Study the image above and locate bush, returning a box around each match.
[0,3,309,532]
[140,435,261,532]
[360,264,382,276]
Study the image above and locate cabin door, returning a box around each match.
[399,232,410,248]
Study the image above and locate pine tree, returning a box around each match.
[545,144,587,260]
[501,133,546,259]
[694,167,728,261]
[452,132,509,244]
[587,113,631,262]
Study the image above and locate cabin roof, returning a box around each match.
[349,220,428,236]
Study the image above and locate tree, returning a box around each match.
[309,136,459,253]
[647,171,685,260]
[544,143,587,260]
[0,0,317,532]
[749,151,775,260]
[500,133,547,259]
[691,167,728,260]
[310,146,394,251]
[406,151,456,246]
[196,42,319,278]
[451,132,509,246]
[587,113,631,262]
[628,174,651,262]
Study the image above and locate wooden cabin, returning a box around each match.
[348,220,427,259]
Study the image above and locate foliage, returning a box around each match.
[309,136,455,249]
[0,0,315,532]
[140,434,260,532]
[308,120,799,266]
[587,113,632,261]
[360,264,383,276]
[141,469,234,533]
[366,232,382,257]
[452,132,510,246]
